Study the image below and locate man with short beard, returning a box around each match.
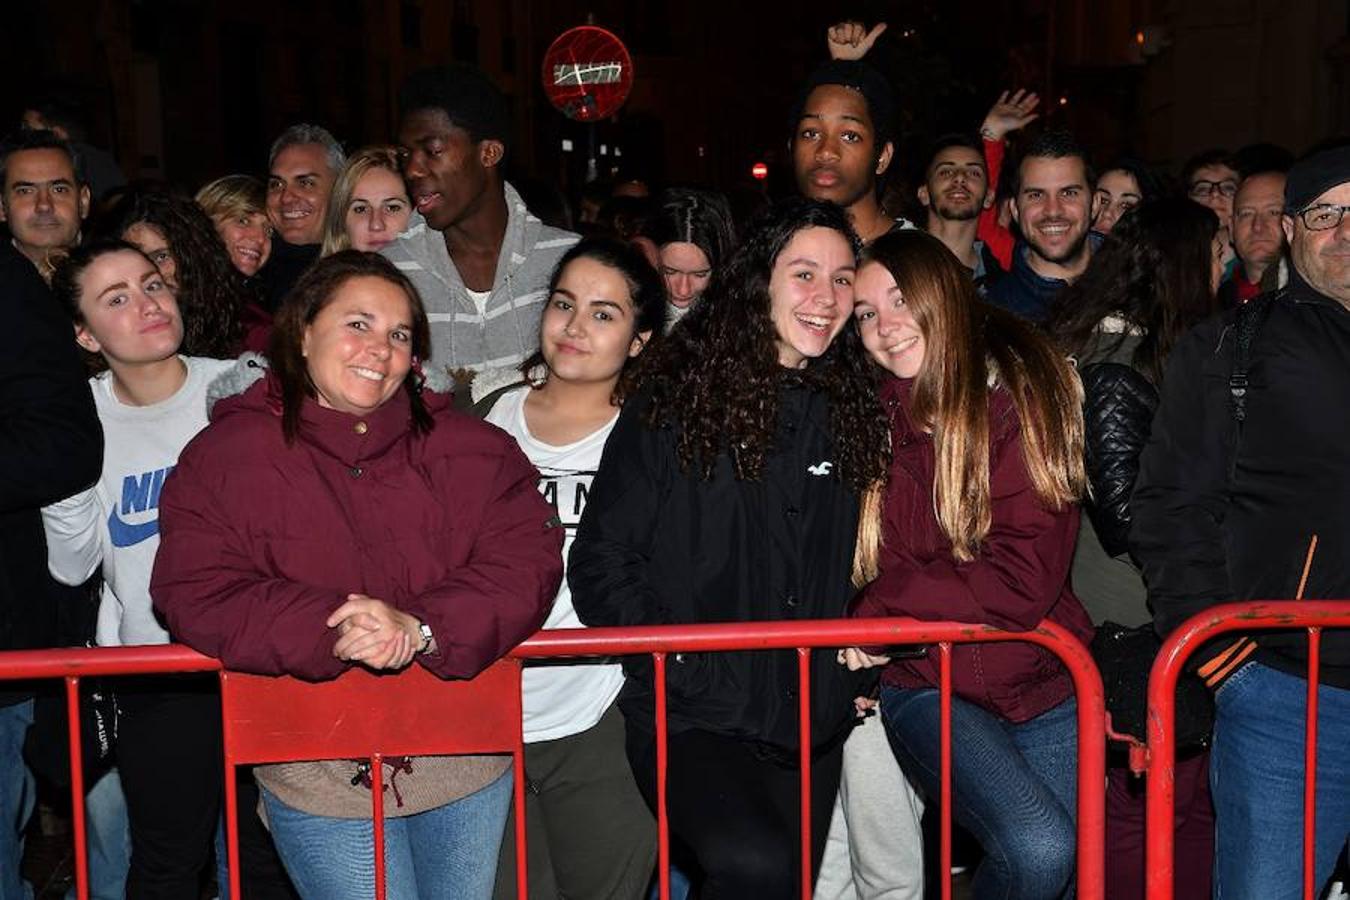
[988,129,1095,324]
[257,123,344,311]
[1219,169,1288,307]
[916,134,1002,293]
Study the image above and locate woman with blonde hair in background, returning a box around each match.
[321,147,412,256]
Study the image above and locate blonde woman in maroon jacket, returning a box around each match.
[151,251,563,900]
[844,231,1091,900]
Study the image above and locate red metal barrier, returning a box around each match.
[0,617,1107,900]
[1144,600,1350,900]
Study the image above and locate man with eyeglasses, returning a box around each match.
[1132,145,1350,900]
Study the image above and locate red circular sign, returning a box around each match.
[541,26,634,122]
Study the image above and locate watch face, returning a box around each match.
[417,622,434,653]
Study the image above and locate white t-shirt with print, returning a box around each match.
[485,385,626,742]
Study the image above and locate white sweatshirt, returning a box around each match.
[42,356,236,647]
[485,385,626,742]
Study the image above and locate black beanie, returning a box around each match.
[790,61,897,150]
[1284,144,1350,212]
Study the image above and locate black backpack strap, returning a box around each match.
[1229,292,1277,427]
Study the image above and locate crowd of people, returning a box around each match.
[0,18,1347,900]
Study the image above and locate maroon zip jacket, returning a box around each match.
[850,377,1093,723]
[150,375,561,682]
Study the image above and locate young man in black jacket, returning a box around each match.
[0,194,102,899]
[1131,145,1350,899]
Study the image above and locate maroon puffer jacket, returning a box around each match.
[151,375,562,682]
[851,376,1093,723]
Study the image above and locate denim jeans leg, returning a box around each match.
[262,770,511,900]
[0,699,36,900]
[260,788,418,900]
[405,770,512,899]
[881,687,1076,900]
[1211,662,1350,900]
[65,769,131,900]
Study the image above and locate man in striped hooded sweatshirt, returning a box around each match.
[386,64,578,403]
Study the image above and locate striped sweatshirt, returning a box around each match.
[383,182,579,401]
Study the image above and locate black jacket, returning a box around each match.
[1080,336,1158,559]
[1131,276,1350,687]
[0,242,103,663]
[568,383,866,756]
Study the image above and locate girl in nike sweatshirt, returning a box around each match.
[43,240,239,899]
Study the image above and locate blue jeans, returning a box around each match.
[1211,661,1350,900]
[882,688,1077,900]
[65,769,131,900]
[0,699,35,900]
[262,769,512,900]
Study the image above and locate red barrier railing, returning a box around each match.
[0,617,1107,900]
[1144,600,1350,900]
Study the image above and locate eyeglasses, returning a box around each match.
[1296,203,1350,231]
[1188,179,1238,199]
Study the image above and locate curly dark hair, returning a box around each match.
[1049,197,1220,384]
[638,197,889,493]
[96,188,247,358]
[269,251,434,444]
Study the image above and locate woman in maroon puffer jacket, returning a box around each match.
[151,251,562,900]
[843,231,1092,900]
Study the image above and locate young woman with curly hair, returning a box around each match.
[845,230,1091,900]
[569,197,890,900]
[100,188,260,356]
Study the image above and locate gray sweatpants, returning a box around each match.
[815,713,925,900]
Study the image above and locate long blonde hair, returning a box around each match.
[853,231,1085,582]
[320,146,408,257]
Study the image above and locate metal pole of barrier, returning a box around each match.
[371,751,386,900]
[1303,628,1321,900]
[654,652,670,900]
[1063,628,1107,899]
[797,649,812,900]
[64,676,88,900]
[514,713,529,899]
[938,643,952,900]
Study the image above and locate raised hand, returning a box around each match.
[981,89,1041,141]
[827,21,888,61]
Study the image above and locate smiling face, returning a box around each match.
[1284,181,1350,307]
[301,275,414,415]
[122,221,177,288]
[398,108,499,233]
[73,249,183,367]
[346,167,412,252]
[540,256,646,386]
[1091,168,1142,235]
[792,84,892,212]
[267,142,336,246]
[213,210,272,277]
[767,226,856,368]
[658,241,712,309]
[1012,155,1092,269]
[854,261,924,378]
